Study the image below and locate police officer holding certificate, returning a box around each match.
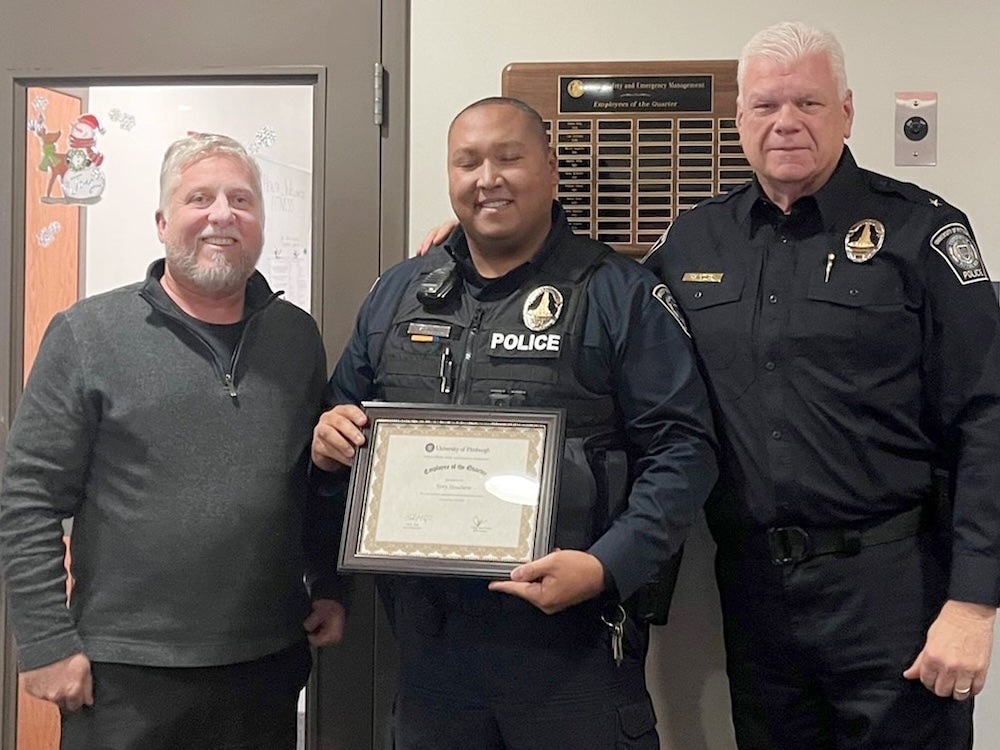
[643,21,1000,750]
[311,97,718,750]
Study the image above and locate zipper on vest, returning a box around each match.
[454,307,484,405]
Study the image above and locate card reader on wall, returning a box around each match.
[895,91,937,167]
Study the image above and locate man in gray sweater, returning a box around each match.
[0,133,344,749]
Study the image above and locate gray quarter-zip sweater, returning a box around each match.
[0,260,336,670]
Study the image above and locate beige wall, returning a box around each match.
[410,0,1000,270]
[410,3,1000,748]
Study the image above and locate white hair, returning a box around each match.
[737,21,849,102]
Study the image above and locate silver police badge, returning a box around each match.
[931,222,987,285]
[844,219,885,263]
[522,285,564,332]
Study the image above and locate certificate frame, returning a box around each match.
[338,401,564,577]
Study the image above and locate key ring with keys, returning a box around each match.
[601,604,627,667]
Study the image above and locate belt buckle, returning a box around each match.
[766,526,811,565]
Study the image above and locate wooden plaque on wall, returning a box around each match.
[503,61,750,256]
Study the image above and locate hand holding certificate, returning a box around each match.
[338,402,564,577]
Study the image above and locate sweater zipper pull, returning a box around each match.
[224,373,238,398]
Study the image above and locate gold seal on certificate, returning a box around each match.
[339,402,564,577]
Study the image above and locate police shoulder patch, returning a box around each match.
[652,283,691,338]
[930,223,988,285]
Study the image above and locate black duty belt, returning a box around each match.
[758,505,926,566]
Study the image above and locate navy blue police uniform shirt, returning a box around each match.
[644,147,1000,606]
[326,203,719,601]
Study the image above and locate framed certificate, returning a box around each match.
[339,402,564,577]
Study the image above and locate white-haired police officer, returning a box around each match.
[644,21,1000,750]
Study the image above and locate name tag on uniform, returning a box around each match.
[681,272,724,283]
[407,323,452,337]
[407,322,452,342]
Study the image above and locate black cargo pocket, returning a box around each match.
[679,270,745,371]
[377,318,466,399]
[617,697,657,746]
[677,268,753,400]
[799,262,911,377]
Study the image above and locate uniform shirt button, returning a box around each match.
[771,430,782,440]
[849,288,859,296]
[768,293,778,303]
[765,361,775,371]
[693,290,703,299]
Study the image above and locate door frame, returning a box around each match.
[4,67,329,750]
[0,2,410,747]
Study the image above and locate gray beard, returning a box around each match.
[165,243,260,295]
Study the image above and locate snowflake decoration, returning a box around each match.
[248,126,277,154]
[36,221,62,248]
[107,108,137,131]
[27,96,49,134]
[27,114,45,135]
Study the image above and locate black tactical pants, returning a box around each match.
[389,582,659,750]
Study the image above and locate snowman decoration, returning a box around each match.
[62,113,106,203]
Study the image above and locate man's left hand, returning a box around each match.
[488,549,605,615]
[903,599,996,700]
[304,599,346,646]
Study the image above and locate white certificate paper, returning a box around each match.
[362,423,539,558]
[339,404,563,577]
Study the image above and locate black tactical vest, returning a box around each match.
[374,237,628,549]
